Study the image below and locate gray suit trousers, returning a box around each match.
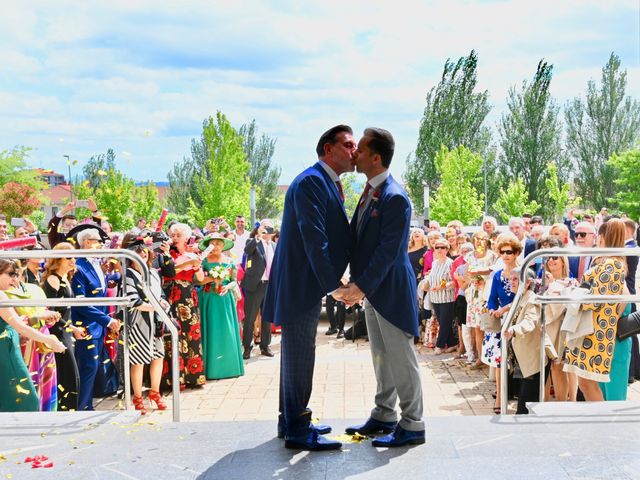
[364,299,425,431]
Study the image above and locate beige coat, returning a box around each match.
[510,290,558,378]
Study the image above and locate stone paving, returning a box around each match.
[95,319,640,422]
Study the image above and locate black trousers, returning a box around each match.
[517,364,551,414]
[242,282,271,350]
[325,295,346,331]
[432,301,457,349]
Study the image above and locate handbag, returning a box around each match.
[617,311,640,340]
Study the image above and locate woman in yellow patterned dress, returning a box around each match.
[564,218,627,400]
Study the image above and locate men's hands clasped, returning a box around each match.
[332,282,364,307]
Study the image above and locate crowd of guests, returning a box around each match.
[0,201,280,415]
[409,213,640,413]
[1,202,639,416]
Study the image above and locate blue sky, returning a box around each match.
[1,0,638,184]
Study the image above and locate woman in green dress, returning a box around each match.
[0,259,66,412]
[198,234,245,380]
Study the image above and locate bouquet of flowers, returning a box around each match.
[208,265,231,294]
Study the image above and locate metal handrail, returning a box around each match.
[500,246,640,414]
[0,248,181,421]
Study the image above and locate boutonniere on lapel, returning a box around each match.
[370,189,380,217]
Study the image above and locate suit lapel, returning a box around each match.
[256,240,266,261]
[357,176,391,237]
[313,163,348,221]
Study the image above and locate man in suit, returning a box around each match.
[337,128,425,447]
[262,125,355,451]
[242,219,276,359]
[568,222,596,280]
[509,217,537,260]
[72,227,120,410]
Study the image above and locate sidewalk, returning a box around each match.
[97,320,640,421]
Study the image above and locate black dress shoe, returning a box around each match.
[337,330,345,339]
[242,347,251,360]
[260,347,275,357]
[325,328,338,335]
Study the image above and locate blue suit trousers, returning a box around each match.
[278,302,322,437]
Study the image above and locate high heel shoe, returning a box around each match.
[148,390,167,410]
[133,394,147,415]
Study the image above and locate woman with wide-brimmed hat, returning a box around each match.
[197,233,244,380]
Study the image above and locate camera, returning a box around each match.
[150,231,171,253]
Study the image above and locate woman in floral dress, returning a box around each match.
[162,223,206,390]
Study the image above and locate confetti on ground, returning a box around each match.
[328,433,368,444]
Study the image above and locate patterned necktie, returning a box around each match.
[358,183,371,208]
[335,180,345,203]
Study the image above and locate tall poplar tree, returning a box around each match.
[498,60,566,215]
[406,50,493,209]
[565,52,640,208]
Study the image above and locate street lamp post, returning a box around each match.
[63,155,73,202]
[250,187,256,227]
[423,183,430,227]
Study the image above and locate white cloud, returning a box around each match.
[0,0,638,184]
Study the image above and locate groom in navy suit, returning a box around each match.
[262,125,356,450]
[338,128,425,447]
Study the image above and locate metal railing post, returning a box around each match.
[121,254,131,411]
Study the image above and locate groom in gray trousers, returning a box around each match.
[336,127,425,447]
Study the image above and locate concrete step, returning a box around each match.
[2,410,640,479]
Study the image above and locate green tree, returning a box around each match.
[132,182,164,224]
[82,148,117,190]
[494,178,541,222]
[238,120,282,219]
[498,60,566,213]
[565,52,640,208]
[406,50,492,208]
[0,147,45,190]
[186,112,251,225]
[167,155,196,216]
[544,162,574,223]
[93,169,135,230]
[430,146,484,225]
[340,172,364,220]
[608,149,640,219]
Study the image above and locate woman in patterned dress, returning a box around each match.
[162,223,206,390]
[564,218,627,400]
[465,231,496,368]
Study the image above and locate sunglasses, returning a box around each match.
[7,272,19,278]
[549,256,560,260]
[575,232,591,238]
[500,250,515,255]
[434,246,448,250]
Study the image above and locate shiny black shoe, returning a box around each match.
[242,347,251,360]
[325,328,338,335]
[260,347,275,357]
[371,425,425,447]
[345,417,397,436]
[337,330,345,339]
[277,422,332,439]
[284,429,341,451]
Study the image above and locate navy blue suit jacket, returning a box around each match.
[71,258,112,339]
[262,163,350,326]
[349,174,419,336]
[523,238,537,260]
